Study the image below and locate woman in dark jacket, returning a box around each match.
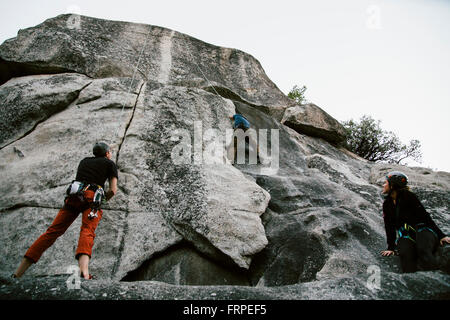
[380,171,450,273]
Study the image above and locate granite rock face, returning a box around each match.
[1,270,449,300]
[0,75,270,281]
[0,15,449,299]
[0,14,294,118]
[0,73,91,148]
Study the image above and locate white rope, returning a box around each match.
[115,26,152,138]
[112,28,225,151]
[186,48,222,98]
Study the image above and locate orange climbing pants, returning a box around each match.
[24,189,103,263]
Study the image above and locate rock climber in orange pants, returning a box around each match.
[13,142,118,280]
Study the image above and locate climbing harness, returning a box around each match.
[396,223,416,244]
[66,180,88,201]
[65,180,105,219]
[416,223,438,239]
[396,222,438,244]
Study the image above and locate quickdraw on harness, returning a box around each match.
[87,186,105,220]
[395,223,438,244]
[66,181,105,220]
[396,223,416,244]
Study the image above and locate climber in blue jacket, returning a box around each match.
[230,114,251,131]
[228,114,260,164]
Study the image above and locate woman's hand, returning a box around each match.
[381,250,395,257]
[440,236,450,246]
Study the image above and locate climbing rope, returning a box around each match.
[114,26,152,139]
[110,26,227,154]
[113,27,224,139]
[186,48,222,98]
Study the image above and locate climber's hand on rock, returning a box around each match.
[381,250,395,257]
[440,236,450,246]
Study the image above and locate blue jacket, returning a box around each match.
[233,114,250,129]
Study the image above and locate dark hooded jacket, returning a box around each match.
[382,188,446,250]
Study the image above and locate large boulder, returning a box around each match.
[281,103,347,144]
[0,75,182,280]
[117,83,270,272]
[0,15,449,299]
[0,14,294,117]
[0,74,270,280]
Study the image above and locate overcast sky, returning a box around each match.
[1,0,449,172]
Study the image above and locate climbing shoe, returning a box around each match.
[80,272,96,280]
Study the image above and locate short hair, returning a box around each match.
[93,142,110,157]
